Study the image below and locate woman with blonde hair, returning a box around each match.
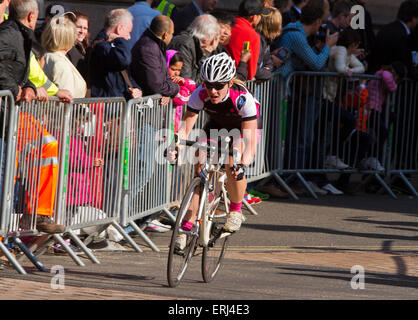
[238,6,283,81]
[42,13,87,98]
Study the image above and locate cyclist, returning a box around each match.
[170,52,261,250]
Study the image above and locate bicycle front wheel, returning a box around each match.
[167,176,201,288]
[201,193,229,283]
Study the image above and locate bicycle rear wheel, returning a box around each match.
[201,193,230,283]
[167,177,201,287]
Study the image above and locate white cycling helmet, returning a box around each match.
[200,52,236,83]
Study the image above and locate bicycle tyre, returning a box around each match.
[167,176,201,288]
[201,192,230,283]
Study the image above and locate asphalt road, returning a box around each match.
[1,192,417,301]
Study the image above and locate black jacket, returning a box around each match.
[369,20,417,79]
[282,6,301,28]
[172,1,200,35]
[0,19,36,99]
[131,28,179,97]
[89,29,140,101]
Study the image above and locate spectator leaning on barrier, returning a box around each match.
[126,0,161,50]
[169,14,221,86]
[274,0,338,81]
[2,0,64,234]
[225,0,269,81]
[322,28,367,171]
[131,14,179,104]
[90,9,142,100]
[172,0,219,35]
[29,40,73,103]
[42,12,87,98]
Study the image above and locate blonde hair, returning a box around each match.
[41,13,77,52]
[256,7,282,41]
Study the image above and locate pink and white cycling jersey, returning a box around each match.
[187,83,261,131]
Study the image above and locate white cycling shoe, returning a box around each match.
[175,233,187,251]
[224,211,245,232]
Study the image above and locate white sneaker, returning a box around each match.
[321,183,344,195]
[307,181,328,196]
[359,157,384,171]
[325,156,350,170]
[224,211,245,232]
[174,233,187,251]
[145,219,171,232]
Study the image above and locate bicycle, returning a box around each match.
[166,134,240,287]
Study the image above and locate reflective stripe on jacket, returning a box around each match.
[17,113,59,217]
[29,52,59,96]
[157,0,175,17]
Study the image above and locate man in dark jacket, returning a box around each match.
[169,14,221,86]
[0,0,37,102]
[369,0,418,78]
[282,0,308,27]
[90,8,142,100]
[131,14,179,101]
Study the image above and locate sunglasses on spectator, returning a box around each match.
[204,82,228,90]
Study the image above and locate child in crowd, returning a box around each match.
[323,28,366,171]
[361,61,407,170]
[166,50,196,133]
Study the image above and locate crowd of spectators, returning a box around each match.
[0,0,417,234]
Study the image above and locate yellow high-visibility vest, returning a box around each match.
[29,52,59,96]
[157,0,176,18]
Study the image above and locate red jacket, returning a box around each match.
[225,17,260,81]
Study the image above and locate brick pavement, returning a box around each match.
[0,277,178,300]
[226,250,418,277]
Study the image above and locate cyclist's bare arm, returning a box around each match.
[177,110,199,141]
[240,119,258,167]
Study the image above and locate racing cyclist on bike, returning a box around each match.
[171,52,261,250]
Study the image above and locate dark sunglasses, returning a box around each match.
[204,82,228,90]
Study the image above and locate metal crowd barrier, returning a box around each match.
[386,79,418,196]
[120,95,176,252]
[1,71,417,273]
[273,71,399,199]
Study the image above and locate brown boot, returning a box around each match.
[257,184,289,199]
[36,216,65,234]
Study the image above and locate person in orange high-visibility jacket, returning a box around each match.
[16,112,59,219]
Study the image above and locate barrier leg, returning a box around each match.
[26,234,53,257]
[128,220,160,252]
[242,198,258,216]
[398,173,418,197]
[111,221,143,253]
[162,207,176,223]
[67,229,100,264]
[12,236,48,272]
[273,173,299,200]
[373,173,397,199]
[52,234,85,267]
[0,240,27,274]
[296,172,318,200]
